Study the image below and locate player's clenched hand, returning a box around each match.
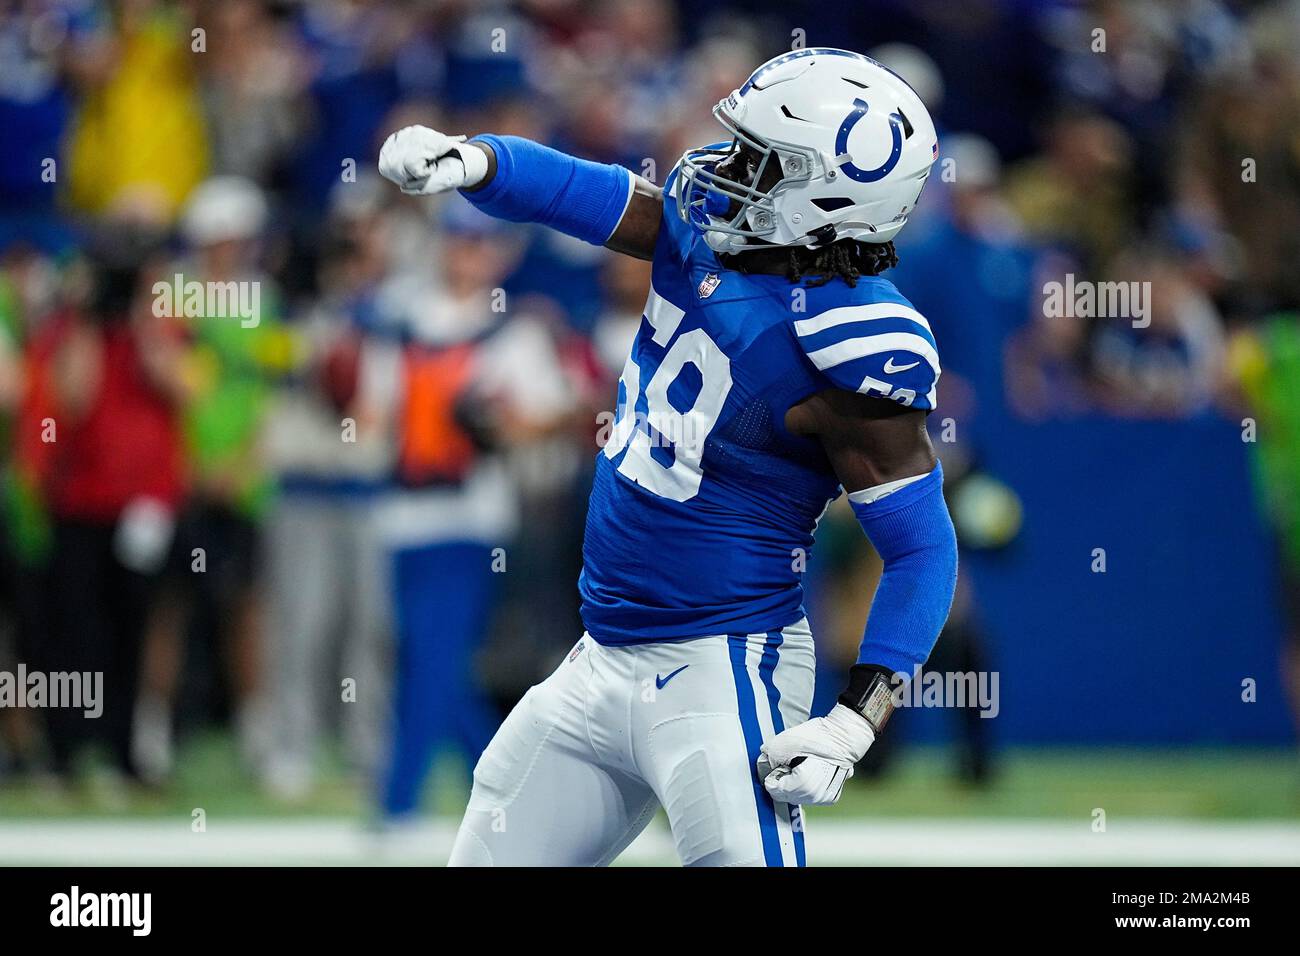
[377,125,488,195]
[757,704,875,806]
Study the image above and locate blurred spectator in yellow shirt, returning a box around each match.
[64,0,208,220]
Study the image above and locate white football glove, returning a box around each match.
[377,125,489,196]
[757,704,875,806]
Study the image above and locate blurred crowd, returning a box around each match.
[0,0,1298,809]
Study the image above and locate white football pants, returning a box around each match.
[448,621,815,866]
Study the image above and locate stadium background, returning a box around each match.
[0,0,1298,864]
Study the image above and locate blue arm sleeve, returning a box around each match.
[462,134,634,246]
[849,462,958,675]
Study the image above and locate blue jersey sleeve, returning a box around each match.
[792,300,941,410]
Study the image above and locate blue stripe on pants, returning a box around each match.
[760,630,806,867]
[728,634,783,867]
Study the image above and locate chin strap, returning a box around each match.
[806,223,838,247]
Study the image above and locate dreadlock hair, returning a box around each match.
[723,239,899,288]
[787,239,898,287]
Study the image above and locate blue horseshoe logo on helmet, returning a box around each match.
[836,98,904,183]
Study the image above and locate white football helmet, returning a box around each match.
[678,47,938,253]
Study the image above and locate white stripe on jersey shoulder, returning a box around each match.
[793,302,932,338]
[804,331,940,374]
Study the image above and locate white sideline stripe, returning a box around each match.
[1,818,1297,866]
[793,303,932,337]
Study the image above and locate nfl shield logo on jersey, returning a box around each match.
[697,273,722,298]
[569,640,585,662]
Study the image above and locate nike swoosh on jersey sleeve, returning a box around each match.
[792,303,941,410]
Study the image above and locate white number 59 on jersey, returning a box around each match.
[602,289,732,502]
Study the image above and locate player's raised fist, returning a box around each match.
[757,704,876,806]
[377,125,488,195]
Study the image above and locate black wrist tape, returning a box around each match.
[838,664,899,735]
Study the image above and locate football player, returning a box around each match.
[378,47,957,866]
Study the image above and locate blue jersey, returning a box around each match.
[579,168,941,645]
